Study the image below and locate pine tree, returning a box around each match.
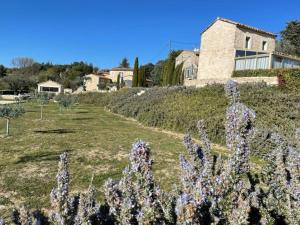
[132,57,139,87]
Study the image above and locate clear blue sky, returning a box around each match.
[0,0,299,69]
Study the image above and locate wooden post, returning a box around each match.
[6,118,9,136]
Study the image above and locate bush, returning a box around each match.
[232,68,300,90]
[1,81,299,224]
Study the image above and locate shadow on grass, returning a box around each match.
[16,149,73,164]
[76,111,89,114]
[72,117,94,121]
[34,128,76,134]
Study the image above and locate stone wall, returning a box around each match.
[197,20,236,80]
[235,27,276,52]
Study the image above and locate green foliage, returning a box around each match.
[2,75,37,92]
[0,103,25,136]
[79,84,300,158]
[132,57,139,87]
[150,60,165,86]
[173,62,184,85]
[138,67,146,87]
[0,65,7,77]
[280,20,300,56]
[161,50,182,86]
[0,103,25,119]
[55,94,78,111]
[119,57,130,68]
[232,68,300,91]
[117,73,121,90]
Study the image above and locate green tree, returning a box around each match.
[120,76,125,88]
[151,60,166,86]
[37,92,50,120]
[55,94,77,112]
[161,50,182,86]
[173,63,184,85]
[119,58,130,68]
[0,65,7,77]
[0,103,25,136]
[132,57,139,87]
[116,73,121,90]
[138,67,146,87]
[278,20,300,56]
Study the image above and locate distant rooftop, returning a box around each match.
[111,67,133,71]
[202,17,276,37]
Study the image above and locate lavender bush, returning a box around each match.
[1,81,299,224]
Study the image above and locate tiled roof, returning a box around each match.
[202,17,276,37]
[111,67,133,71]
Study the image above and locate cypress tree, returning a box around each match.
[132,57,139,87]
[138,67,146,87]
[117,74,120,90]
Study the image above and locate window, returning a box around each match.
[245,36,251,49]
[262,41,267,51]
[41,87,59,92]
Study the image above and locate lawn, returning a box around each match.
[0,101,266,220]
[0,102,189,215]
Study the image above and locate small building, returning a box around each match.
[84,74,112,92]
[109,67,133,87]
[38,80,63,95]
[176,50,199,80]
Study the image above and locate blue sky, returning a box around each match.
[0,0,299,69]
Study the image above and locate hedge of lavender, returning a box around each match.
[2,81,299,225]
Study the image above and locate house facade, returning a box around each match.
[38,80,63,95]
[184,17,300,86]
[175,50,199,80]
[109,68,133,87]
[84,74,112,92]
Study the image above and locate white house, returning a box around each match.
[37,80,63,95]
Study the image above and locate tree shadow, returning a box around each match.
[34,128,76,134]
[72,117,94,121]
[16,149,73,164]
[76,111,89,114]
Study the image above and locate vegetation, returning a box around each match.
[0,60,97,93]
[36,93,50,120]
[0,103,25,136]
[1,81,299,224]
[276,20,300,56]
[0,102,192,216]
[232,68,300,90]
[55,94,78,111]
[161,50,182,86]
[132,58,139,87]
[79,82,300,158]
[119,58,130,68]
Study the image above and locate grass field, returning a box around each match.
[0,102,193,214]
[0,101,265,218]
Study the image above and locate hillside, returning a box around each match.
[79,83,300,157]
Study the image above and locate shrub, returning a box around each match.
[232,68,300,90]
[1,81,299,224]
[0,103,25,136]
[55,94,78,111]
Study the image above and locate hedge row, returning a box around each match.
[78,84,300,157]
[232,68,300,78]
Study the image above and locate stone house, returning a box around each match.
[175,50,199,80]
[109,67,133,87]
[184,17,300,86]
[84,74,112,92]
[38,80,63,95]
